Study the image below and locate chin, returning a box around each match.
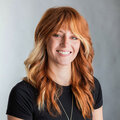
[57,61,72,66]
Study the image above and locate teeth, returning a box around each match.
[58,51,70,55]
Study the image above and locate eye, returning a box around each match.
[71,36,78,40]
[53,34,61,37]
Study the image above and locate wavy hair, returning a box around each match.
[23,6,95,119]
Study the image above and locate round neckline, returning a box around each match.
[54,81,72,93]
[62,85,72,92]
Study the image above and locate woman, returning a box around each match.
[6,6,103,120]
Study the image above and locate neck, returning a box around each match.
[47,61,72,86]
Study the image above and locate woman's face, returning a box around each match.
[46,26,80,66]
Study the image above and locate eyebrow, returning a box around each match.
[58,30,64,33]
[58,30,75,35]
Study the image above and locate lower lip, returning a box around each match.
[57,51,71,57]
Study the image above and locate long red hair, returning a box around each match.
[23,6,95,119]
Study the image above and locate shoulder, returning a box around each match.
[9,80,38,101]
[93,77,102,90]
[11,80,38,94]
[93,76,103,109]
[93,76,103,94]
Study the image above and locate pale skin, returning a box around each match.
[7,27,103,120]
[92,106,103,120]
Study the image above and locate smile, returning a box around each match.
[56,50,72,55]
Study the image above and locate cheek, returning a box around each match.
[47,41,58,55]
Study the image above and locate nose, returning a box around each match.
[60,35,69,47]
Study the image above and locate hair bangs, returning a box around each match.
[50,12,72,34]
[51,10,84,42]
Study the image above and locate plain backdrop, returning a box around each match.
[0,0,120,120]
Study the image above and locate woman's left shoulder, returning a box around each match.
[93,76,102,89]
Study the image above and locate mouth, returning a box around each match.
[56,50,72,55]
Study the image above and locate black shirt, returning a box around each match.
[6,77,103,120]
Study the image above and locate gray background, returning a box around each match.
[0,0,120,120]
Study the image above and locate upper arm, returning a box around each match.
[7,115,23,120]
[92,77,103,120]
[93,77,103,109]
[92,106,103,120]
[6,83,33,120]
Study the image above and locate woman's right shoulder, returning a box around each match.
[10,79,38,97]
[11,80,37,93]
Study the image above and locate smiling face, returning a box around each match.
[46,26,80,66]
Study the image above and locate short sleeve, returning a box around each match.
[6,81,34,120]
[93,77,103,109]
